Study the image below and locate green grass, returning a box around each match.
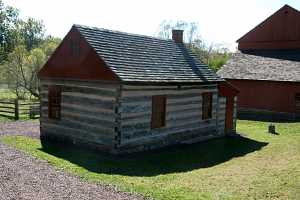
[1,120,300,199]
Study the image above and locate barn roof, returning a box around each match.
[74,24,222,83]
[217,50,300,82]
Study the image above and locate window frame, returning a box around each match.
[151,95,166,129]
[202,92,213,120]
[48,85,62,120]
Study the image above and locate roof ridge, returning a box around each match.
[73,24,174,43]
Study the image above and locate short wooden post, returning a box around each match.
[268,123,275,134]
[14,99,19,120]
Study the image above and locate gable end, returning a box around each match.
[38,26,120,81]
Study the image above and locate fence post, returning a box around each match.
[14,99,19,120]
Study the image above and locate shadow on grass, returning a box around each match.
[238,113,300,123]
[40,136,268,177]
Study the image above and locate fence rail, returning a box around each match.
[0,99,40,120]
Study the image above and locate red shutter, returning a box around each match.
[202,93,212,120]
[151,95,166,129]
[48,86,62,119]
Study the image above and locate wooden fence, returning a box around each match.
[0,99,40,120]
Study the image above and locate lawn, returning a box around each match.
[1,120,300,200]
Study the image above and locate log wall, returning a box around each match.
[40,79,119,151]
[40,80,231,154]
[114,84,226,153]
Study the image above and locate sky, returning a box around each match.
[3,0,300,51]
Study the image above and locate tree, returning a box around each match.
[0,0,20,63]
[1,38,60,99]
[156,20,230,71]
[1,45,29,98]
[157,20,201,47]
[18,17,45,51]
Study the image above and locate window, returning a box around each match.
[202,93,212,120]
[48,86,61,120]
[151,95,166,129]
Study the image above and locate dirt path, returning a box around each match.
[0,121,144,200]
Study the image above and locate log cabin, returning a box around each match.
[218,5,300,120]
[38,25,238,154]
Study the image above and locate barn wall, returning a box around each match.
[238,5,300,50]
[115,84,226,153]
[40,78,119,151]
[227,79,300,117]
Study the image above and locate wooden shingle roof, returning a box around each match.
[74,24,222,83]
[217,50,300,82]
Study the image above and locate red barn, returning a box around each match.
[218,4,300,120]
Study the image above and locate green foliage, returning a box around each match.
[0,1,46,63]
[208,53,230,72]
[1,37,60,98]
[2,120,300,200]
[0,0,20,62]
[18,17,45,51]
[157,20,230,70]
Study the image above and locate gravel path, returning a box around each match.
[0,121,144,200]
[0,121,40,138]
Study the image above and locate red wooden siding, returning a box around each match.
[227,79,300,114]
[238,5,300,50]
[38,27,119,81]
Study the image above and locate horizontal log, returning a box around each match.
[41,122,114,145]
[122,88,218,97]
[121,121,150,132]
[62,103,115,118]
[41,118,115,136]
[62,95,115,110]
[167,102,217,112]
[121,115,151,126]
[119,103,151,113]
[63,92,116,101]
[40,130,113,151]
[120,124,217,146]
[41,79,119,89]
[166,110,217,121]
[123,85,178,90]
[122,119,217,139]
[122,84,217,91]
[61,111,116,129]
[120,111,152,120]
[61,84,117,95]
[167,118,216,128]
[167,96,201,104]
[120,91,217,103]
